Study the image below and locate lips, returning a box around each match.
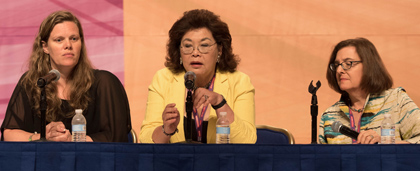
[190,61,203,67]
[63,53,74,57]
[339,77,349,82]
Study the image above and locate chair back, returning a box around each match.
[256,125,295,144]
[128,129,138,143]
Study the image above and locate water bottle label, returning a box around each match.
[72,124,86,132]
[216,127,230,134]
[381,129,395,136]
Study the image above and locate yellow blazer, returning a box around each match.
[139,68,256,143]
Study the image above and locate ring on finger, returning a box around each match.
[369,135,374,139]
[204,95,209,101]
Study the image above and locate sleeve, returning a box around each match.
[229,73,257,144]
[138,71,167,143]
[396,88,420,144]
[87,70,131,142]
[1,75,35,141]
[318,113,328,144]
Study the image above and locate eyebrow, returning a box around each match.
[50,34,79,39]
[335,57,356,62]
[182,37,212,42]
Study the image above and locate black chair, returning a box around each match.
[127,129,138,143]
[256,125,295,144]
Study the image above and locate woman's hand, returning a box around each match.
[357,130,380,144]
[193,88,223,110]
[46,121,71,142]
[162,103,180,134]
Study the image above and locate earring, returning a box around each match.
[180,58,183,65]
[217,55,220,63]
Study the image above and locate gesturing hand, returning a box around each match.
[162,103,180,134]
[193,88,222,110]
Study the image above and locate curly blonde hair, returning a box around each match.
[21,10,94,122]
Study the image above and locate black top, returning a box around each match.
[1,70,132,142]
[183,116,208,143]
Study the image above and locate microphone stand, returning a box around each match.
[185,90,193,142]
[35,80,48,142]
[308,80,321,144]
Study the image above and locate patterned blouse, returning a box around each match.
[319,87,420,144]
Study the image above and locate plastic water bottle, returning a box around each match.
[381,113,395,144]
[216,112,230,144]
[72,109,86,142]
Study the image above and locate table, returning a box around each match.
[1,142,419,171]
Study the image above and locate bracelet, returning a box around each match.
[212,96,226,110]
[162,125,178,136]
[29,131,38,141]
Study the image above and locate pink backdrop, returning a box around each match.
[0,0,124,130]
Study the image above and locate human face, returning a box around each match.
[180,28,221,84]
[334,46,363,93]
[42,21,81,71]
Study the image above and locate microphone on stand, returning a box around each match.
[184,71,196,90]
[332,121,359,140]
[37,69,60,88]
[184,71,196,142]
[35,69,60,141]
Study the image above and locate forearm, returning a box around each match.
[152,125,171,143]
[86,135,93,142]
[3,129,38,141]
[213,94,234,123]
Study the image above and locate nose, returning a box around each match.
[335,64,346,73]
[191,47,200,57]
[64,39,72,50]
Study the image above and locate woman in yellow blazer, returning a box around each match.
[139,9,256,144]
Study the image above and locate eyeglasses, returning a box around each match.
[180,42,217,54]
[329,61,362,71]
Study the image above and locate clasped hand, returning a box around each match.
[357,130,380,144]
[46,121,71,141]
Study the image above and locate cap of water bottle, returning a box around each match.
[75,109,83,114]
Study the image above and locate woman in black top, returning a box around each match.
[1,10,131,142]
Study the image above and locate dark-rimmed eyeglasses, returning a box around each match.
[180,42,217,54]
[329,61,362,71]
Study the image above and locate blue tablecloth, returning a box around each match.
[0,142,419,171]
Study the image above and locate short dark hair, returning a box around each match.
[326,37,393,94]
[165,9,239,74]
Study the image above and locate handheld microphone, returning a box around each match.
[184,71,196,90]
[37,69,61,88]
[332,121,359,140]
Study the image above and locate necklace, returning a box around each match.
[349,106,364,113]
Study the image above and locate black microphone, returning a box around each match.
[37,69,61,88]
[184,71,196,90]
[332,121,359,140]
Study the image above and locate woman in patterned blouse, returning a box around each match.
[319,37,420,144]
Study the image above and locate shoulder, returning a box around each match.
[321,101,342,118]
[219,70,254,90]
[91,69,124,88]
[152,68,180,83]
[17,71,29,86]
[382,87,406,95]
[373,87,407,101]
[225,70,250,79]
[93,69,121,82]
[154,68,177,77]
[221,70,252,83]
